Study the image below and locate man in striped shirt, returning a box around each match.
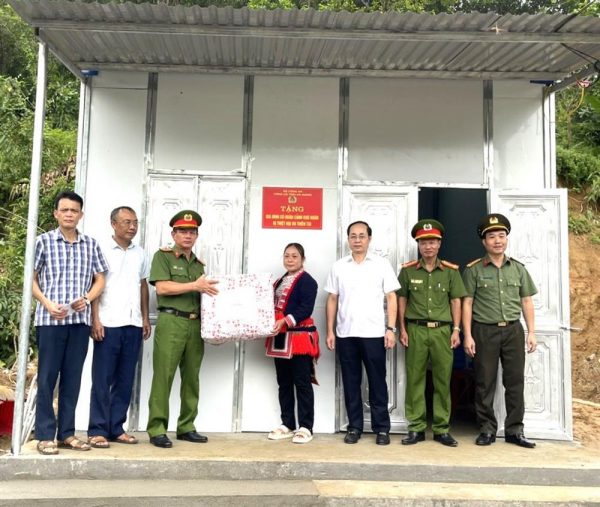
[32,190,109,455]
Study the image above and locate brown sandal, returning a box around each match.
[57,436,91,451]
[36,440,58,455]
[111,433,138,444]
[89,435,110,448]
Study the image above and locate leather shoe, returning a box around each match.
[344,429,361,444]
[434,433,458,447]
[475,433,496,446]
[505,434,536,448]
[401,431,425,445]
[176,431,208,443]
[149,434,172,448]
[375,432,390,446]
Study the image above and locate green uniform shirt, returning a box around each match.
[149,246,205,313]
[462,254,537,324]
[397,259,467,322]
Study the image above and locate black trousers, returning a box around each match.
[472,321,526,436]
[337,337,390,434]
[274,354,314,432]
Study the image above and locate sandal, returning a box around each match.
[110,433,138,445]
[36,440,58,455]
[89,435,110,449]
[268,425,294,440]
[292,427,313,444]
[57,436,91,451]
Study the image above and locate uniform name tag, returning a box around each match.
[173,266,184,270]
[411,279,424,284]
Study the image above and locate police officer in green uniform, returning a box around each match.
[462,213,537,449]
[147,210,219,448]
[397,220,467,447]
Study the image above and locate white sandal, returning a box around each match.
[268,425,294,440]
[292,427,313,444]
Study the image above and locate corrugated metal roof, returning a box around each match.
[7,0,600,80]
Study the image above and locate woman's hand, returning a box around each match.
[272,318,286,335]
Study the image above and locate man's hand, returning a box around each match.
[463,335,476,358]
[399,329,409,348]
[326,332,336,351]
[450,330,461,349]
[91,318,105,342]
[143,319,152,340]
[272,318,286,336]
[527,332,537,353]
[384,330,396,349]
[71,297,88,313]
[45,301,68,320]
[192,275,219,296]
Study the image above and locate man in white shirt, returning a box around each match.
[325,221,400,445]
[87,206,151,448]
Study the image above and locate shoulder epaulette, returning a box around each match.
[466,258,482,268]
[197,258,206,266]
[509,257,525,266]
[402,260,419,269]
[159,247,173,252]
[441,260,459,270]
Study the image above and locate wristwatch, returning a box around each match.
[452,326,461,332]
[386,326,397,333]
[83,296,90,306]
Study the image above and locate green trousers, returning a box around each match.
[147,313,204,437]
[404,323,453,434]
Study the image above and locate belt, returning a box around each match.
[407,320,451,328]
[474,320,519,327]
[159,308,199,320]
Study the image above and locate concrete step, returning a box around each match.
[0,479,599,507]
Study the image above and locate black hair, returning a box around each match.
[284,242,305,259]
[347,221,372,237]
[54,191,83,211]
[110,206,137,222]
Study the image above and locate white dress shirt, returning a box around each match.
[98,237,150,328]
[324,252,400,338]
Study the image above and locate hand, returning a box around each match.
[193,275,219,296]
[450,330,461,349]
[527,333,537,353]
[463,335,476,358]
[399,329,409,348]
[272,318,286,335]
[326,332,336,351]
[91,318,105,342]
[142,319,152,340]
[46,301,68,320]
[384,330,396,349]
[71,297,88,313]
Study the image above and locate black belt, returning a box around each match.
[159,308,199,320]
[407,320,451,328]
[474,320,519,327]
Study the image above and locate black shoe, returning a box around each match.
[475,433,496,446]
[433,433,458,447]
[376,432,390,445]
[176,431,208,443]
[344,429,361,444]
[150,434,172,448]
[505,434,536,449]
[401,431,425,445]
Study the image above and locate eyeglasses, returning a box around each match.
[116,220,139,227]
[349,234,368,240]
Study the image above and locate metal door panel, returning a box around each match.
[340,185,418,432]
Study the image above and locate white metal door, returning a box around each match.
[340,185,419,432]
[491,189,572,440]
[137,174,246,432]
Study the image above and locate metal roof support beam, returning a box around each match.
[548,63,599,93]
[32,22,600,44]
[37,29,86,82]
[11,42,48,457]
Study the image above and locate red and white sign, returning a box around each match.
[262,187,323,230]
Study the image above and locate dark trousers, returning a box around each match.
[472,321,526,436]
[88,326,142,439]
[337,337,390,434]
[274,354,314,432]
[35,324,90,441]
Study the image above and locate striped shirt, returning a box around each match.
[34,228,109,326]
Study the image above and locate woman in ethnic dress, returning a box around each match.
[266,243,319,444]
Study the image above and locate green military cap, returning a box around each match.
[411,219,445,240]
[169,210,202,229]
[477,213,510,238]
